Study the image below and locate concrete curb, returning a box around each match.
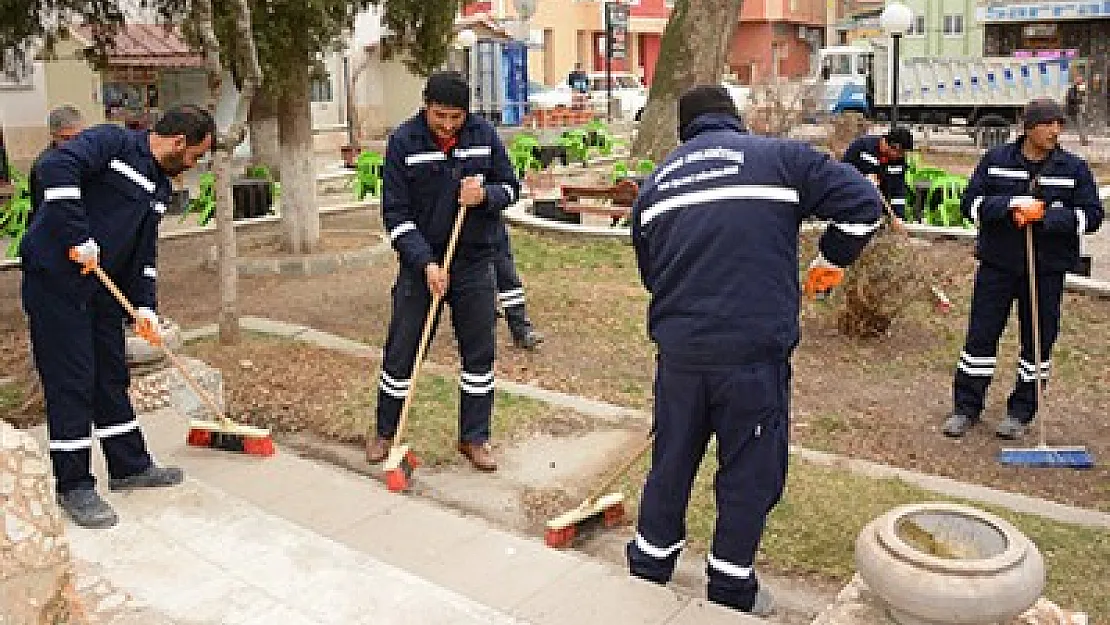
[183,316,1110,531]
[201,233,393,277]
[0,199,380,271]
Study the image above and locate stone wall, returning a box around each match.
[0,421,76,625]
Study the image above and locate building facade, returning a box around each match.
[729,0,828,83]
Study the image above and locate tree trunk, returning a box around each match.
[248,90,281,177]
[277,63,320,254]
[631,0,744,162]
[194,0,262,345]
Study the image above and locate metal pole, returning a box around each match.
[606,3,613,122]
[891,33,900,126]
[343,56,354,147]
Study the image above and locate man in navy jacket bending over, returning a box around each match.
[627,85,882,615]
[22,105,213,528]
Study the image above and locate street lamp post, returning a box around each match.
[879,2,913,127]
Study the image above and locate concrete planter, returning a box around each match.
[855,502,1044,625]
[125,319,183,368]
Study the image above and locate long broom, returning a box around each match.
[544,432,654,548]
[73,252,275,456]
[382,201,470,493]
[999,227,1094,469]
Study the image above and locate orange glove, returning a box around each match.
[132,308,162,347]
[803,255,845,299]
[1011,199,1045,228]
[67,238,100,275]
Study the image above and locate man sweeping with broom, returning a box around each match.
[20,105,214,528]
[943,98,1103,441]
[365,72,520,472]
[627,85,883,616]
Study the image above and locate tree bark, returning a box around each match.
[194,0,262,345]
[277,63,320,254]
[248,90,282,177]
[631,0,744,162]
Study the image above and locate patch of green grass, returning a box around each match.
[617,450,1109,620]
[0,382,23,415]
[510,229,635,272]
[335,373,551,466]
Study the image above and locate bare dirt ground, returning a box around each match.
[2,204,1108,621]
[2,208,1108,512]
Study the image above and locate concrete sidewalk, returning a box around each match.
[38,407,760,625]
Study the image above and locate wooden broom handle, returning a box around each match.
[1025,227,1046,448]
[585,432,655,505]
[391,203,469,448]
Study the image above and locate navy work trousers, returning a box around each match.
[23,272,152,494]
[376,260,497,443]
[627,356,790,612]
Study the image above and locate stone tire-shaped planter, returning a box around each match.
[125,319,183,368]
[855,502,1044,625]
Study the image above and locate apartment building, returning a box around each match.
[464,0,828,86]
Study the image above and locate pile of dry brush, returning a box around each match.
[833,225,953,339]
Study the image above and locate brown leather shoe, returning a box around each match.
[365,436,391,464]
[458,441,497,472]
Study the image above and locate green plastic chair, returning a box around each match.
[635,159,656,176]
[558,130,590,164]
[354,151,384,200]
[924,175,968,228]
[0,169,32,258]
[182,172,217,226]
[611,161,630,183]
[509,134,541,178]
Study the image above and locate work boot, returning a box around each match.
[942,413,977,438]
[108,465,184,491]
[512,329,544,350]
[365,436,391,464]
[458,441,498,472]
[995,415,1028,440]
[57,488,118,529]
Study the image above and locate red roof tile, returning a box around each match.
[73,24,205,68]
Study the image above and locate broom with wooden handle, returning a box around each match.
[544,432,655,548]
[71,251,274,456]
[999,226,1094,469]
[382,195,473,493]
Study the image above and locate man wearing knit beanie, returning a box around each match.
[367,71,522,473]
[626,84,882,616]
[943,97,1102,440]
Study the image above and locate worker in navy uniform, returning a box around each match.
[29,105,86,217]
[492,223,543,350]
[21,105,214,528]
[627,85,882,615]
[365,72,520,472]
[842,127,912,218]
[943,99,1102,439]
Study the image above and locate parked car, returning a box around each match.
[528,82,574,110]
[586,72,647,121]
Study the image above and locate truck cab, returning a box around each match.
[812,45,874,116]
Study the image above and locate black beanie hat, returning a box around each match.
[424,71,470,111]
[1023,98,1066,129]
[678,85,740,136]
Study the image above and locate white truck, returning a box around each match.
[814,44,1072,141]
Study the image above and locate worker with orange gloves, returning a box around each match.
[943,98,1102,439]
[20,105,214,528]
[626,85,882,616]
